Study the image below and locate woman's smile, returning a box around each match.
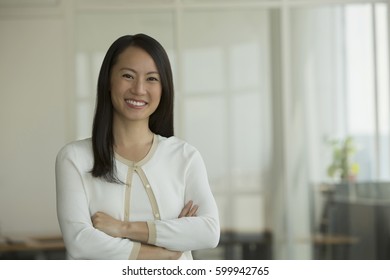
[125,98,148,109]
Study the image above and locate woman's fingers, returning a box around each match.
[91,211,124,238]
[188,204,198,217]
[178,201,192,218]
[178,200,198,218]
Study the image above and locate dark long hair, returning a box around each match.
[91,34,174,183]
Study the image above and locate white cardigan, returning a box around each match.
[55,134,220,260]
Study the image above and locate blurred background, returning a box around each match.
[1,0,390,260]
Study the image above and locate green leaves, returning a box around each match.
[326,136,359,181]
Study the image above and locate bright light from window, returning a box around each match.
[345,5,375,135]
[345,4,389,180]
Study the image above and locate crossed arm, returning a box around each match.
[91,201,199,260]
[56,144,219,260]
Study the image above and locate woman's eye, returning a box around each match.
[122,73,133,79]
[147,77,159,82]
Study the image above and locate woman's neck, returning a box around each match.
[113,117,154,148]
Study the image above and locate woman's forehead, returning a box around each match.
[114,46,158,73]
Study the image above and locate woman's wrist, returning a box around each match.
[137,244,182,260]
[124,221,149,243]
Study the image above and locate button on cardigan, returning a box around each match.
[55,134,220,259]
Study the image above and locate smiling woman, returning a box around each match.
[55,34,220,260]
[110,46,162,125]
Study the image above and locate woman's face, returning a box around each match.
[110,46,162,125]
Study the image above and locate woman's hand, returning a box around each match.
[178,200,198,218]
[92,212,149,242]
[92,212,126,238]
[138,244,182,260]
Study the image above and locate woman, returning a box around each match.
[55,34,220,260]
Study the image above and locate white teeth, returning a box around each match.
[126,99,146,106]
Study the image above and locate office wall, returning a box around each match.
[0,8,67,236]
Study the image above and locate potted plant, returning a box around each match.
[327,136,360,182]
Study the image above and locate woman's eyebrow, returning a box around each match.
[120,67,159,75]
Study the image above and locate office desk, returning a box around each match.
[218,230,272,260]
[316,183,390,259]
[0,236,65,259]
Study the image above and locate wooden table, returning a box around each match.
[0,236,65,259]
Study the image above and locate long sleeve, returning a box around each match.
[55,143,140,260]
[147,150,220,252]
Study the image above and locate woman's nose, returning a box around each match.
[132,78,146,95]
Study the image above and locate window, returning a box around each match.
[180,9,272,233]
[345,4,389,181]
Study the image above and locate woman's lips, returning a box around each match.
[125,99,147,108]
